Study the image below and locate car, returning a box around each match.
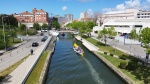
[41,36,48,42]
[40,33,44,36]
[32,42,39,47]
[41,38,46,42]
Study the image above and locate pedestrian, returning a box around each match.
[30,49,33,55]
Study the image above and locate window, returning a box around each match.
[134,25,142,27]
[137,14,140,15]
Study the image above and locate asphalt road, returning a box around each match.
[0,32,49,72]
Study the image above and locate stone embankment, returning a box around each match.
[39,36,57,84]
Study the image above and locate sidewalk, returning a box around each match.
[1,36,52,84]
[91,32,147,62]
[0,41,28,56]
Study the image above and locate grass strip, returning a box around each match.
[84,37,150,84]
[25,50,50,84]
[0,55,29,80]
[85,37,128,57]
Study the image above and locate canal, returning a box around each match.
[45,33,125,84]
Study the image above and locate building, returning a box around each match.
[65,14,73,22]
[79,10,93,22]
[14,8,49,28]
[93,9,150,34]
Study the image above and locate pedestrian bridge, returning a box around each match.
[57,30,74,33]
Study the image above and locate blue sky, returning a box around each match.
[0,0,150,18]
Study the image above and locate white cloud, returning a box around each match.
[116,3,125,10]
[62,6,67,11]
[125,0,141,8]
[102,0,150,13]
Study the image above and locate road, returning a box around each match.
[0,32,49,72]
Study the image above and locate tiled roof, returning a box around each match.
[19,11,33,15]
[81,18,94,20]
[37,9,45,12]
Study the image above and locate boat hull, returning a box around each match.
[73,47,84,56]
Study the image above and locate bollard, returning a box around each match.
[10,54,11,56]
[17,51,18,53]
[1,58,2,61]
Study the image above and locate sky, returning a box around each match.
[0,0,150,18]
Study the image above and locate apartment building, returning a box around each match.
[14,8,49,28]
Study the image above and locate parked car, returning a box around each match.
[32,42,39,47]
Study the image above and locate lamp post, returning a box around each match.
[26,20,28,41]
[2,16,8,51]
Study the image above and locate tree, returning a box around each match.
[98,27,108,46]
[141,27,150,54]
[42,23,48,29]
[20,24,26,30]
[86,21,96,37]
[79,21,87,37]
[65,23,72,29]
[33,23,40,30]
[108,26,117,38]
[129,29,138,40]
[0,14,18,28]
[93,11,106,26]
[52,21,60,29]
[9,30,17,42]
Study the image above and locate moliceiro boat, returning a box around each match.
[73,43,84,56]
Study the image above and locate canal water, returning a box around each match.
[45,33,125,84]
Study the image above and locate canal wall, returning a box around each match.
[75,36,134,84]
[39,36,57,84]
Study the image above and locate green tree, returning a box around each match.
[141,27,150,54]
[52,21,60,29]
[65,23,72,29]
[9,30,17,42]
[98,27,108,46]
[71,21,80,30]
[78,21,87,37]
[42,23,48,29]
[86,21,96,37]
[20,24,26,30]
[129,29,138,40]
[0,14,18,28]
[33,23,40,30]
[108,26,117,38]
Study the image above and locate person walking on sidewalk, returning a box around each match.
[30,49,34,55]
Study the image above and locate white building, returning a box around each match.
[65,14,73,22]
[80,12,85,19]
[93,9,150,34]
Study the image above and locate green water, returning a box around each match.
[45,33,125,84]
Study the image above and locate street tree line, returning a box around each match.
[97,26,150,55]
[0,14,18,29]
[129,27,150,55]
[65,21,96,37]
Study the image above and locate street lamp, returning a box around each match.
[2,16,8,51]
[26,20,29,41]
